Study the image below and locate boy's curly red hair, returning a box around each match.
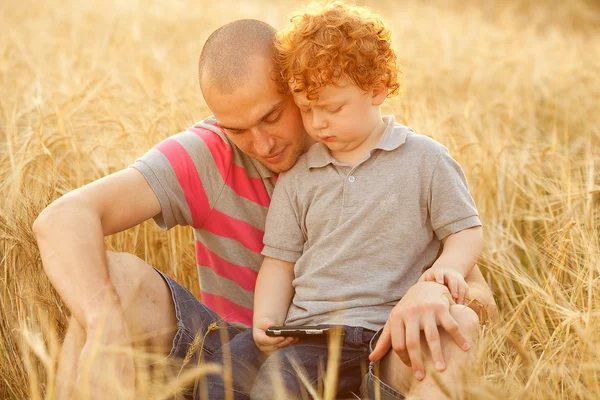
[275,2,401,100]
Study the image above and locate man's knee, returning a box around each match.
[105,251,153,305]
[449,305,480,341]
[104,251,177,349]
[105,251,144,284]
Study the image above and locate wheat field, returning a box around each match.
[1,0,600,398]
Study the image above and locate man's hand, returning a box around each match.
[419,267,470,305]
[74,314,135,399]
[369,282,471,381]
[252,317,297,354]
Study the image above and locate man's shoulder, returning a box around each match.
[134,116,239,183]
[188,116,233,152]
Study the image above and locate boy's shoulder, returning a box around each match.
[397,123,446,155]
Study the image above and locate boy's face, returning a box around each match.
[292,81,386,154]
[203,56,311,174]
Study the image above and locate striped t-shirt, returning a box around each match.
[131,116,276,327]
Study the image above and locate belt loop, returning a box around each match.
[353,326,363,346]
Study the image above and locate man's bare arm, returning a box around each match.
[32,168,161,330]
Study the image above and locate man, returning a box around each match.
[33,19,496,399]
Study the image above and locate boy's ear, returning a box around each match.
[371,81,388,106]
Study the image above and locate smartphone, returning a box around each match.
[265,325,344,338]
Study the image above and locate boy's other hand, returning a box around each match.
[419,267,470,305]
[253,317,298,354]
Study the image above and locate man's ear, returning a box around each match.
[371,81,388,106]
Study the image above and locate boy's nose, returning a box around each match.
[311,113,327,130]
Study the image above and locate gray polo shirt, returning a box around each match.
[262,115,481,331]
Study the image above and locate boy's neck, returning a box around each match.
[330,116,388,166]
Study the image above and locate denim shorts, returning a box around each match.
[155,268,406,399]
[360,329,406,400]
[232,324,377,399]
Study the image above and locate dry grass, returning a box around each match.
[1,0,600,398]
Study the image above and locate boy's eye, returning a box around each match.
[327,106,343,113]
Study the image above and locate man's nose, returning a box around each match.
[251,128,276,156]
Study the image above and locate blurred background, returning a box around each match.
[1,0,600,398]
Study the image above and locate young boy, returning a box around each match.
[248,2,483,398]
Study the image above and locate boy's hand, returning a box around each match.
[419,267,469,305]
[253,317,297,354]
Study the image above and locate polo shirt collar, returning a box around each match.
[374,115,408,151]
[306,115,408,169]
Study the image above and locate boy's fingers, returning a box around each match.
[434,269,444,285]
[256,330,285,345]
[458,283,466,305]
[257,336,288,353]
[277,336,296,347]
[419,271,432,282]
[449,278,459,299]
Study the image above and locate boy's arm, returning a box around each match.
[421,226,484,303]
[253,256,296,326]
[425,144,483,303]
[431,226,483,277]
[252,256,297,352]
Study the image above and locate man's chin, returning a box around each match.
[261,157,296,174]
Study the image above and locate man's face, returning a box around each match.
[202,57,310,174]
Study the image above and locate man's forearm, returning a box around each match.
[33,197,122,329]
[253,257,295,325]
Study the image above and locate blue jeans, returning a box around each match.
[206,324,375,399]
[155,269,405,399]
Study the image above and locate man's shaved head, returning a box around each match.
[199,19,277,95]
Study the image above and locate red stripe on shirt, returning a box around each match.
[189,127,232,180]
[201,291,253,326]
[189,127,270,207]
[195,240,258,292]
[203,210,265,253]
[156,139,210,228]
[230,164,271,207]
